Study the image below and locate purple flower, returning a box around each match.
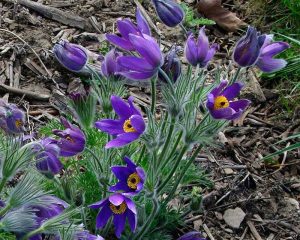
[255,35,290,73]
[206,80,251,120]
[106,8,151,51]
[152,0,185,27]
[185,27,219,67]
[75,230,104,240]
[159,46,182,83]
[35,138,63,177]
[0,101,25,134]
[233,27,289,72]
[53,40,88,72]
[89,193,137,238]
[95,95,145,148]
[178,231,206,240]
[53,117,86,157]
[117,34,163,80]
[101,49,123,78]
[110,156,146,196]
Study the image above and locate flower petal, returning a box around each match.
[210,107,235,120]
[105,132,140,149]
[95,119,124,135]
[111,95,131,119]
[124,156,137,170]
[261,42,290,58]
[130,115,145,133]
[124,197,137,214]
[256,57,287,73]
[210,80,228,97]
[184,34,198,66]
[89,199,107,209]
[96,205,112,229]
[117,56,154,72]
[117,19,140,39]
[229,99,251,112]
[111,166,132,181]
[221,82,244,100]
[136,8,151,35]
[197,27,209,62]
[106,34,134,51]
[113,213,126,238]
[109,193,124,206]
[126,210,137,232]
[117,70,157,80]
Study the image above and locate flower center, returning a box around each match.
[127,172,141,190]
[15,119,23,128]
[110,201,127,214]
[66,135,74,142]
[214,96,230,110]
[123,119,136,133]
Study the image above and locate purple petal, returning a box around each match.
[117,19,140,39]
[256,57,288,73]
[117,56,154,72]
[124,156,137,169]
[128,96,142,116]
[210,107,235,120]
[113,213,126,238]
[136,8,151,35]
[89,199,107,209]
[261,42,290,58]
[117,70,157,80]
[111,95,131,119]
[206,93,215,110]
[130,115,145,133]
[129,34,162,67]
[202,43,219,67]
[185,34,198,66]
[109,182,131,193]
[95,119,124,135]
[111,166,132,181]
[126,210,137,232]
[105,132,140,149]
[124,197,137,214]
[197,27,209,62]
[210,80,228,97]
[106,34,134,51]
[109,193,125,206]
[96,205,112,229]
[229,99,251,112]
[221,82,244,100]
[136,167,146,182]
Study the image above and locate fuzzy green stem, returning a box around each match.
[163,145,203,205]
[136,145,146,165]
[0,202,11,217]
[157,144,189,194]
[150,77,157,114]
[230,67,242,84]
[179,23,188,37]
[159,117,176,163]
[158,68,175,95]
[132,195,159,240]
[22,227,43,240]
[85,147,104,172]
[0,177,7,194]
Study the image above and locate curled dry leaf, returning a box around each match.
[196,0,246,32]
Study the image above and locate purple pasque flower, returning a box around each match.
[0,101,25,134]
[255,34,290,73]
[53,117,86,157]
[106,8,151,51]
[34,137,63,177]
[95,95,145,149]
[110,156,146,195]
[178,231,206,240]
[116,34,163,80]
[185,27,219,67]
[152,0,184,27]
[75,230,104,240]
[159,45,182,83]
[233,26,265,67]
[101,49,123,78]
[53,40,88,72]
[206,80,251,120]
[89,193,137,238]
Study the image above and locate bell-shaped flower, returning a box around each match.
[255,35,290,73]
[0,100,25,134]
[185,27,219,67]
[34,137,63,177]
[110,156,146,196]
[53,117,86,157]
[116,34,163,80]
[152,0,185,27]
[53,40,88,72]
[89,193,137,238]
[206,80,251,120]
[159,46,182,83]
[177,231,206,240]
[101,49,123,78]
[95,95,145,148]
[106,8,151,51]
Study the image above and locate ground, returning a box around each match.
[0,0,299,239]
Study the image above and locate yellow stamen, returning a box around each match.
[214,96,230,110]
[15,119,23,128]
[123,119,136,133]
[127,172,141,190]
[110,201,127,214]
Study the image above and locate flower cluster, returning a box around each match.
[89,157,145,238]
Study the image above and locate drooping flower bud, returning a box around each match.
[53,40,88,72]
[233,26,265,67]
[159,46,182,83]
[185,27,219,67]
[152,0,185,27]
